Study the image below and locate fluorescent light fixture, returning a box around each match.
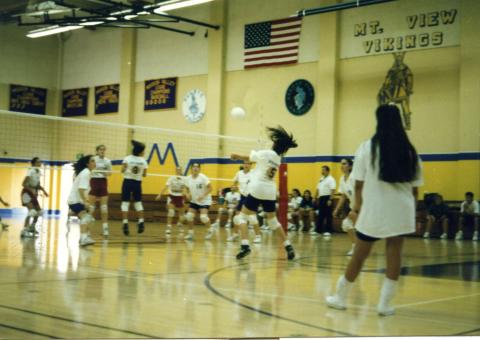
[153,0,213,13]
[124,14,138,20]
[27,25,83,38]
[106,16,118,21]
[110,9,132,16]
[79,21,104,26]
[138,11,150,15]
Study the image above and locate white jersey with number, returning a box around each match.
[25,167,41,190]
[91,156,112,179]
[186,173,212,205]
[167,176,186,197]
[248,149,281,200]
[233,170,251,196]
[122,155,148,182]
[68,168,91,205]
[225,191,241,209]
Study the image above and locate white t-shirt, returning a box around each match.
[351,139,423,238]
[68,168,91,205]
[25,167,41,190]
[461,200,480,214]
[91,156,112,179]
[167,176,186,196]
[225,191,241,209]
[317,175,336,197]
[122,155,148,181]
[339,174,355,206]
[289,196,302,209]
[185,173,212,205]
[233,170,251,196]
[248,149,281,200]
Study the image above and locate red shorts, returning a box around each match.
[168,195,185,208]
[90,178,108,197]
[21,189,40,209]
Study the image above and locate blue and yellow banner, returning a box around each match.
[144,77,177,111]
[9,84,47,115]
[95,84,119,115]
[62,88,89,117]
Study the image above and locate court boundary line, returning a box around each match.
[204,262,355,337]
[453,327,480,336]
[0,304,160,338]
[0,322,59,338]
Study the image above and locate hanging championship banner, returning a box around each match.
[95,84,119,115]
[62,88,89,117]
[144,77,177,111]
[340,0,459,59]
[9,84,47,115]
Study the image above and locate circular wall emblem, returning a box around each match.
[182,89,206,123]
[285,79,314,116]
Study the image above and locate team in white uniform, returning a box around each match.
[213,185,241,229]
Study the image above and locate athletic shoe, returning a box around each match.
[346,246,355,256]
[236,245,251,259]
[377,304,395,316]
[285,245,295,260]
[165,226,171,234]
[79,235,95,247]
[288,223,296,231]
[204,227,215,240]
[211,222,219,229]
[225,222,231,229]
[310,229,318,235]
[123,223,130,236]
[184,232,194,241]
[260,225,269,230]
[253,235,262,244]
[473,231,478,241]
[137,221,145,234]
[102,225,109,237]
[455,231,463,241]
[323,232,332,237]
[440,233,447,239]
[325,295,347,310]
[423,231,430,239]
[227,233,239,242]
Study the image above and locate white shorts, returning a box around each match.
[342,217,355,232]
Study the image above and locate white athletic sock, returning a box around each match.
[336,275,353,300]
[122,219,128,224]
[139,218,144,223]
[102,223,108,228]
[284,240,291,247]
[241,239,250,246]
[379,277,397,306]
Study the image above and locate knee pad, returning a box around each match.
[100,204,108,213]
[228,208,234,215]
[248,214,259,225]
[233,213,247,226]
[28,209,38,217]
[121,201,130,212]
[134,202,144,212]
[342,218,354,232]
[200,214,210,224]
[218,207,225,214]
[80,214,94,225]
[167,209,175,218]
[185,211,194,222]
[267,217,282,231]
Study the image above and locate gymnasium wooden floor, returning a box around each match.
[0,216,479,339]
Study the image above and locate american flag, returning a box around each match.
[244,17,302,69]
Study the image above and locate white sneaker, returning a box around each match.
[440,233,448,239]
[205,227,215,240]
[288,223,296,231]
[253,235,261,243]
[227,233,239,242]
[377,303,395,316]
[325,295,347,310]
[211,222,219,229]
[102,225,109,237]
[79,235,95,247]
[323,232,332,237]
[225,222,231,228]
[473,231,478,241]
[260,225,269,230]
[455,231,463,241]
[165,227,171,235]
[184,232,194,241]
[309,229,317,235]
[423,231,430,239]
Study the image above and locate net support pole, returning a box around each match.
[278,162,288,232]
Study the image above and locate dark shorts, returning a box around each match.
[21,189,41,210]
[244,194,276,213]
[90,178,108,197]
[189,202,210,210]
[121,179,142,202]
[356,230,380,242]
[169,195,185,208]
[69,203,86,215]
[236,195,247,212]
[461,214,476,225]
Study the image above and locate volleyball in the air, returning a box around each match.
[230,106,246,119]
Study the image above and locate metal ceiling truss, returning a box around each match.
[17,0,219,36]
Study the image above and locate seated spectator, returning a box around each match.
[424,194,450,239]
[455,192,479,241]
[299,189,316,232]
[288,189,302,231]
